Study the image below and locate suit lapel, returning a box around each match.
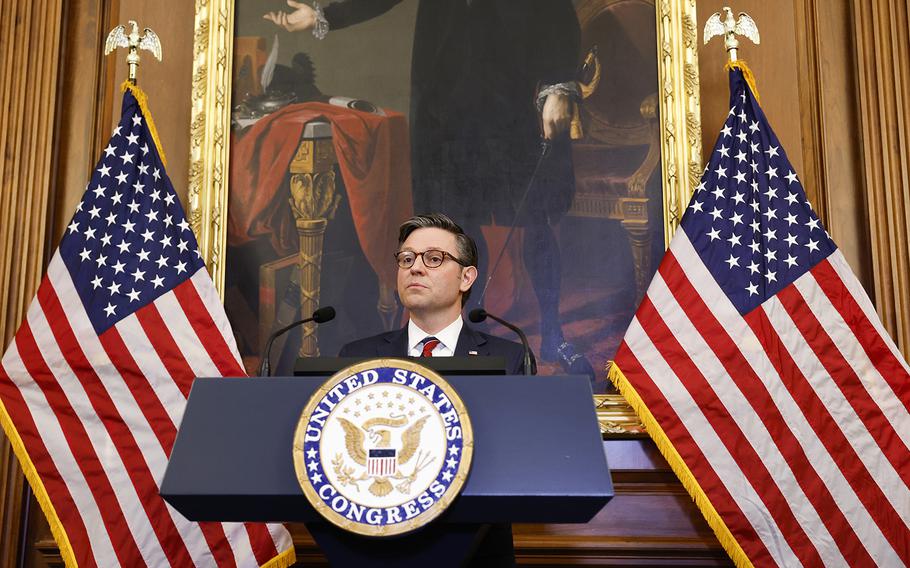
[378,327,409,357]
[379,324,488,357]
[454,324,490,356]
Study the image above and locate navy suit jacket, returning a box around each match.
[338,323,526,376]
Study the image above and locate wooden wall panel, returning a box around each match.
[0,0,63,339]
[50,0,117,248]
[108,1,196,212]
[51,3,195,243]
[852,0,910,356]
[0,0,64,565]
[50,1,196,245]
[696,2,805,188]
[793,0,831,227]
[795,0,871,290]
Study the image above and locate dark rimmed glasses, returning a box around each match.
[394,249,468,269]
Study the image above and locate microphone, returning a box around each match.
[258,306,336,377]
[468,308,536,376]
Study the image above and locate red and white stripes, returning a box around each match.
[0,252,292,567]
[616,233,910,567]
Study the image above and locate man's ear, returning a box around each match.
[459,266,478,292]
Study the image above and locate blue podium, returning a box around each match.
[161,374,612,566]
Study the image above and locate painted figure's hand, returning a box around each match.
[263,0,316,32]
[541,93,572,140]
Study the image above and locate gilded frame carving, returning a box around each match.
[188,0,702,434]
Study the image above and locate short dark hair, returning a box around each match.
[398,213,478,304]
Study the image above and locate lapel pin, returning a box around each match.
[468,350,478,356]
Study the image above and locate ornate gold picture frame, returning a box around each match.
[187,0,702,434]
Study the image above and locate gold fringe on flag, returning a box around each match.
[0,398,78,566]
[260,546,297,568]
[120,81,168,168]
[607,362,755,568]
[724,60,762,104]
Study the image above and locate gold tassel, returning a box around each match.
[259,547,297,568]
[569,102,583,140]
[120,81,169,169]
[0,398,78,566]
[607,362,755,568]
[724,60,762,105]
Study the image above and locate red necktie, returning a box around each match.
[420,337,440,357]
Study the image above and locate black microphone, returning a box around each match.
[468,308,536,376]
[258,306,336,377]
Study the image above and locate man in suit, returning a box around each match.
[339,213,521,565]
[339,213,526,375]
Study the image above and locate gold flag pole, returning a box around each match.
[703,7,760,63]
[104,21,163,85]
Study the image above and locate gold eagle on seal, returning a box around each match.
[334,415,434,497]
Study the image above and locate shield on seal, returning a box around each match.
[368,448,397,477]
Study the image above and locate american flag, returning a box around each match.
[0,86,294,566]
[611,67,910,566]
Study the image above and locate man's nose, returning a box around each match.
[409,257,428,273]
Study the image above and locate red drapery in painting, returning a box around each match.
[229,102,413,290]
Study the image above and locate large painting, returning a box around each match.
[189,0,702,392]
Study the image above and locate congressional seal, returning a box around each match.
[293,358,473,536]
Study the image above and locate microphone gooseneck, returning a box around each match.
[468,308,536,376]
[258,306,336,377]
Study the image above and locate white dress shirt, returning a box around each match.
[407,317,463,357]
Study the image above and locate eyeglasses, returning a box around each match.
[394,249,468,269]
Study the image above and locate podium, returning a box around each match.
[161,374,612,566]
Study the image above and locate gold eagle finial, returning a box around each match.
[105,21,162,84]
[703,7,760,62]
